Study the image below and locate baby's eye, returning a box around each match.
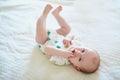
[82,49,85,53]
[79,57,81,61]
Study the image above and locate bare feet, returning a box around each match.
[52,6,62,16]
[42,4,53,16]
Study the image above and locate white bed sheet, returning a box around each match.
[0,0,120,80]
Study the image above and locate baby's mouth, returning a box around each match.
[72,49,75,55]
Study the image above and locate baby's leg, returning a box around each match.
[52,6,71,36]
[36,4,52,44]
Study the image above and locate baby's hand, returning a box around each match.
[63,39,72,48]
[68,47,78,58]
[66,51,74,59]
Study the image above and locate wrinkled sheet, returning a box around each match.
[0,0,120,80]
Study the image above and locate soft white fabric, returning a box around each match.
[0,0,120,80]
[38,30,70,65]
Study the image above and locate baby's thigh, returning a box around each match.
[56,28,70,36]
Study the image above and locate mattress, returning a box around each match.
[0,0,120,80]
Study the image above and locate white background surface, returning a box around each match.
[0,0,120,80]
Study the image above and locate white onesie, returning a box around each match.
[38,30,80,66]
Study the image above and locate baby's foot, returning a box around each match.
[52,6,62,16]
[42,4,53,16]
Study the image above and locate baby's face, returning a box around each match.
[69,47,99,72]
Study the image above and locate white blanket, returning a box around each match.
[0,0,120,80]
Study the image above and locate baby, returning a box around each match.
[35,4,100,73]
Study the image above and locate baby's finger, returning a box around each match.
[67,41,71,47]
[70,40,73,45]
[68,47,75,52]
[65,41,69,48]
[63,39,66,44]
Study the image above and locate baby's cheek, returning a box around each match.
[69,57,77,63]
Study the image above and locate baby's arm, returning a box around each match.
[44,46,73,58]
